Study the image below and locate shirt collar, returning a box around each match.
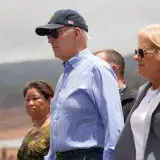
[119,85,126,97]
[63,48,91,70]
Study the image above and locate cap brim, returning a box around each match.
[35,24,64,36]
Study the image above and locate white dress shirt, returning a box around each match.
[131,87,159,160]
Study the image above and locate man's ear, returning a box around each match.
[112,64,119,74]
[75,27,81,39]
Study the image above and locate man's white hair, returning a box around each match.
[81,29,91,42]
[67,26,91,42]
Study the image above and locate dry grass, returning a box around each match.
[0,107,33,159]
[0,107,33,138]
[0,148,18,160]
[0,107,32,133]
[0,126,32,139]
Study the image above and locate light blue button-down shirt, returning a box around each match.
[45,48,124,160]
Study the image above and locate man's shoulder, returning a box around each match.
[125,87,136,97]
[122,87,137,102]
[86,54,112,69]
[121,87,137,121]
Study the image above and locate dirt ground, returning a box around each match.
[0,107,33,160]
[0,148,18,160]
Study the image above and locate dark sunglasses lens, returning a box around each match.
[48,30,59,39]
[135,49,144,58]
[138,49,144,58]
[52,30,59,39]
[135,49,137,55]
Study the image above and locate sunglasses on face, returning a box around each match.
[47,29,59,39]
[135,48,155,58]
[47,27,76,40]
[135,49,145,58]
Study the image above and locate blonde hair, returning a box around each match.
[139,24,160,49]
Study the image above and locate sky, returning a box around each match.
[0,0,160,63]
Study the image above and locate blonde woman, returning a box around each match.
[115,24,160,160]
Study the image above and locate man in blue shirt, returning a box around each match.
[35,9,124,160]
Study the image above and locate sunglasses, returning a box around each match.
[135,48,155,58]
[47,29,59,39]
[47,27,75,40]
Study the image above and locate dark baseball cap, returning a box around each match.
[35,9,88,36]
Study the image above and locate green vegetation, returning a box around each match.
[0,56,146,109]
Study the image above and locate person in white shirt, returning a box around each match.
[115,24,160,160]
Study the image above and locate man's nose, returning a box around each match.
[48,37,56,43]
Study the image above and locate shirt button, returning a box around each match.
[53,136,55,139]
[59,89,63,92]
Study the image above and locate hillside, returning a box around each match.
[0,55,146,109]
[0,55,147,133]
[0,59,63,108]
[124,55,147,90]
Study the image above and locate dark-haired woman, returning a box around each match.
[17,80,54,160]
